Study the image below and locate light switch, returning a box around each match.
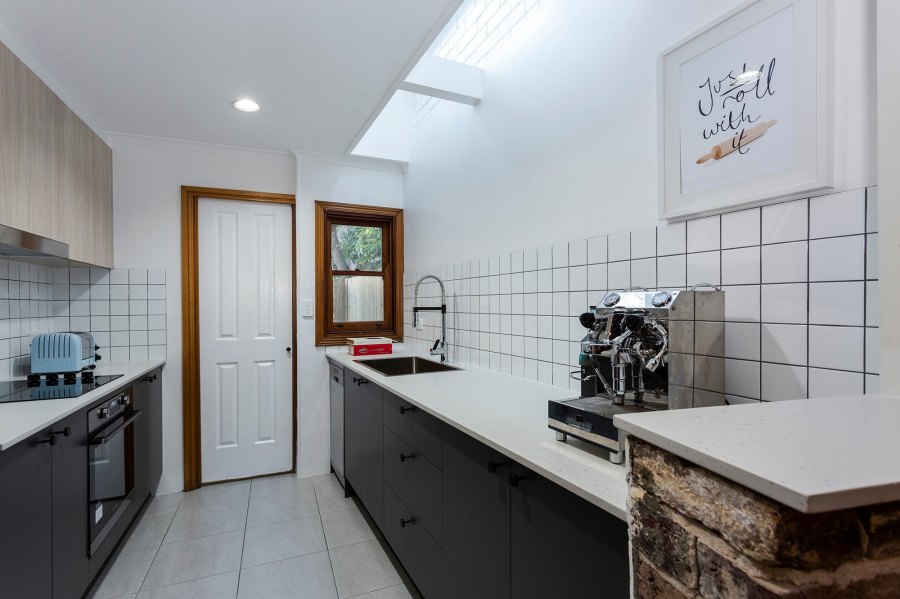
[301,300,314,318]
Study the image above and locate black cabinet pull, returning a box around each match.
[399,405,416,414]
[400,453,415,462]
[143,374,158,383]
[400,517,416,528]
[486,459,509,473]
[39,427,71,446]
[508,472,528,487]
[353,377,369,386]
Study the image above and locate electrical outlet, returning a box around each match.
[415,313,424,330]
[301,300,314,318]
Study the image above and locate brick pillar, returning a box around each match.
[627,436,900,598]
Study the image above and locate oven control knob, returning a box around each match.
[602,293,620,307]
[651,291,672,307]
[98,407,110,419]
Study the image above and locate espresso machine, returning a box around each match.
[548,286,725,463]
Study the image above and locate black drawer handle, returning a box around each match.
[143,374,158,383]
[508,472,528,487]
[400,517,416,528]
[400,453,415,463]
[353,377,369,386]
[399,405,416,414]
[39,427,71,446]
[486,459,509,473]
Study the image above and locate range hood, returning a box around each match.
[0,223,89,267]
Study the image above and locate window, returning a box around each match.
[315,201,404,346]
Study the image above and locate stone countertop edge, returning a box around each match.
[328,351,628,520]
[0,360,166,451]
[614,394,900,514]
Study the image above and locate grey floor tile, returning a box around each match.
[321,505,376,548]
[143,493,182,516]
[314,478,355,514]
[142,530,243,590]
[352,583,421,599]
[90,546,157,599]
[179,480,250,509]
[247,487,318,527]
[329,540,407,599]
[249,473,315,498]
[237,551,338,599]
[163,500,247,543]
[123,510,176,551]
[242,514,327,568]
[309,473,341,489]
[135,571,239,599]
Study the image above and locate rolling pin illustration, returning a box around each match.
[696,119,777,164]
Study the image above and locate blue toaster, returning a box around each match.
[30,332,99,374]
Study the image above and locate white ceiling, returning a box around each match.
[0,0,461,154]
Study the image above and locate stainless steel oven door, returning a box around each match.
[88,409,142,556]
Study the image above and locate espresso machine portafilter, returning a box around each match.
[548,286,726,463]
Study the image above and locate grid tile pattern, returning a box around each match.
[88,474,419,599]
[0,261,56,377]
[404,187,879,403]
[52,268,167,364]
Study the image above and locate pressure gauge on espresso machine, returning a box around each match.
[651,291,672,307]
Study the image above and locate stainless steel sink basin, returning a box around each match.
[356,357,461,377]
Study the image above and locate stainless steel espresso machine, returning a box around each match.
[548,286,725,463]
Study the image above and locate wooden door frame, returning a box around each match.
[181,186,297,492]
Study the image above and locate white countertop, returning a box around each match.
[615,394,900,513]
[0,360,165,451]
[329,351,628,520]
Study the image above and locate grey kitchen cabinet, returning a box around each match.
[383,483,443,599]
[0,427,54,599]
[134,368,164,496]
[359,380,385,526]
[51,409,91,599]
[509,463,630,599]
[442,424,511,599]
[383,426,443,544]
[344,370,363,490]
[344,370,384,525]
[383,391,443,468]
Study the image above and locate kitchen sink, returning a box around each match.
[356,356,461,377]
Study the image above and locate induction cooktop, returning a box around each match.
[0,372,124,404]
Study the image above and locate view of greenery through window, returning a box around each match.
[331,224,382,271]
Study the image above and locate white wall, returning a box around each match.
[876,0,900,394]
[402,0,877,272]
[293,153,404,476]
[112,134,296,493]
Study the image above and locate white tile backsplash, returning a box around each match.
[405,186,878,402]
[762,198,808,244]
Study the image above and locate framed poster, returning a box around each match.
[658,0,831,219]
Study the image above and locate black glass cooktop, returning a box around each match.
[0,374,124,404]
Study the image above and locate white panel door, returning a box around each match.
[198,198,293,483]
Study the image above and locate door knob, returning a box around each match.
[286,347,292,353]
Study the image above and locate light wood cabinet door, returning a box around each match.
[0,41,113,267]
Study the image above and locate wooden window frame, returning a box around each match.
[315,201,404,346]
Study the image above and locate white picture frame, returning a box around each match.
[658,0,831,220]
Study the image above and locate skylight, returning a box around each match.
[431,0,541,67]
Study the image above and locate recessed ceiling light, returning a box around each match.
[233,98,260,112]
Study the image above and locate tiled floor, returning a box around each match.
[88,473,420,599]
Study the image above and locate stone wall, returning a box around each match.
[627,437,900,598]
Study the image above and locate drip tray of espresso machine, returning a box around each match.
[548,396,668,452]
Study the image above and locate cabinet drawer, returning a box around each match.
[383,392,443,469]
[383,427,442,544]
[383,484,443,599]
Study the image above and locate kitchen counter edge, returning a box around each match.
[0,360,166,451]
[328,352,627,520]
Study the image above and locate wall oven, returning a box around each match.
[88,388,142,556]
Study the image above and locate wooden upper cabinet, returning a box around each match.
[0,41,113,268]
